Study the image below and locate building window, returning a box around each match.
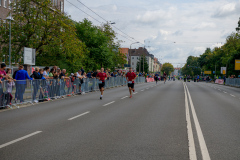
[0,0,2,6]
[4,0,7,8]
[8,0,11,9]
[132,62,134,65]
[60,1,64,12]
[132,57,134,59]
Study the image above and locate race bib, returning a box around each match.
[98,81,102,84]
[128,81,132,84]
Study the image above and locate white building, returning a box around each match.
[129,47,155,72]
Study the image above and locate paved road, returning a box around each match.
[0,80,239,160]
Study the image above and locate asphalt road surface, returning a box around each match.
[0,80,240,160]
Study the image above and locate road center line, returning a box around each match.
[121,96,128,99]
[103,101,115,106]
[0,131,42,149]
[185,83,211,160]
[183,83,197,160]
[68,111,90,121]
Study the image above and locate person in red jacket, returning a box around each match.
[96,67,107,100]
[126,68,137,98]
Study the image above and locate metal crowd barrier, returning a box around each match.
[226,78,240,87]
[0,76,145,109]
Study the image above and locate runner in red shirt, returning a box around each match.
[163,72,167,84]
[96,67,107,100]
[126,68,137,98]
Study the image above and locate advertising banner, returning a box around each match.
[235,60,240,70]
[204,71,211,74]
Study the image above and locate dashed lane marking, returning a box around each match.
[121,96,128,100]
[230,94,236,97]
[141,90,144,92]
[103,101,115,106]
[133,92,138,95]
[0,131,42,149]
[223,91,227,94]
[68,111,90,121]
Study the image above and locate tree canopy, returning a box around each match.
[161,63,174,75]
[0,0,126,73]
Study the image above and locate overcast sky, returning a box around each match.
[65,0,240,67]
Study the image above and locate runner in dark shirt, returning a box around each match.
[154,73,159,84]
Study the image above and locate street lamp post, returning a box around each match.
[6,13,14,68]
[129,42,139,70]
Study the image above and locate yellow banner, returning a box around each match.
[235,60,240,70]
[204,71,212,74]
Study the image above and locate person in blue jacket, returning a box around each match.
[15,65,33,103]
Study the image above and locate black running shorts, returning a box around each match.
[128,83,134,88]
[99,82,105,89]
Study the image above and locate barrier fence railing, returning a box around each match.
[0,76,145,109]
[226,78,240,87]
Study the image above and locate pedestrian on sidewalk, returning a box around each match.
[15,65,33,103]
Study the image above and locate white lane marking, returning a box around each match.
[146,88,149,89]
[183,83,197,160]
[0,131,42,149]
[141,90,144,92]
[223,91,227,94]
[218,89,221,91]
[230,94,236,97]
[133,92,138,95]
[121,96,128,99]
[103,101,115,106]
[68,111,90,121]
[185,83,211,160]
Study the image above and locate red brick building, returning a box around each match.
[0,0,64,20]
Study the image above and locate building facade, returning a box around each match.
[129,47,155,72]
[119,48,129,63]
[154,58,161,72]
[0,0,64,20]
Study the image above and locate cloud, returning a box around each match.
[212,2,240,18]
[64,0,239,67]
[135,7,176,24]
[193,22,216,30]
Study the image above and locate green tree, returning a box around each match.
[0,0,87,73]
[75,19,124,71]
[161,63,174,75]
[136,56,149,73]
